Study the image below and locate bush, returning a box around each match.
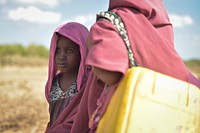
[26,44,49,58]
[0,44,25,56]
[0,43,49,58]
[184,59,200,67]
[0,44,49,66]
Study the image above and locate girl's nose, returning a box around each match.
[59,54,66,60]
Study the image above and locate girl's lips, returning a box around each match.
[57,64,67,67]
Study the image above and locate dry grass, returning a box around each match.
[0,66,49,133]
[0,55,48,67]
[0,61,199,133]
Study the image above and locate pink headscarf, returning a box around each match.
[72,1,199,132]
[45,22,89,103]
[80,0,199,132]
[44,22,89,133]
[86,0,200,85]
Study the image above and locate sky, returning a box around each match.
[0,0,199,60]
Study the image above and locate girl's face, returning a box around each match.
[55,35,81,74]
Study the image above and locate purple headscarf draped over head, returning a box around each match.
[45,22,89,103]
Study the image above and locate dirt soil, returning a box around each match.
[0,66,49,133]
[0,64,199,133]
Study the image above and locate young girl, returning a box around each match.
[45,22,89,133]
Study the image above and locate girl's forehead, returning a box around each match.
[57,36,79,48]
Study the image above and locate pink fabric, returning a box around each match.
[189,72,200,87]
[87,0,192,82]
[46,88,84,133]
[45,22,89,102]
[72,0,200,133]
[70,72,104,133]
[45,22,89,132]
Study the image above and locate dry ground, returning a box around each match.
[0,64,199,133]
[0,66,49,133]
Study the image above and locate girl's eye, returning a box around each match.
[55,48,61,54]
[66,49,74,54]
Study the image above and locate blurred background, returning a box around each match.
[0,0,199,132]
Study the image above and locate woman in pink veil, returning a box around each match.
[71,0,200,132]
[45,22,89,133]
